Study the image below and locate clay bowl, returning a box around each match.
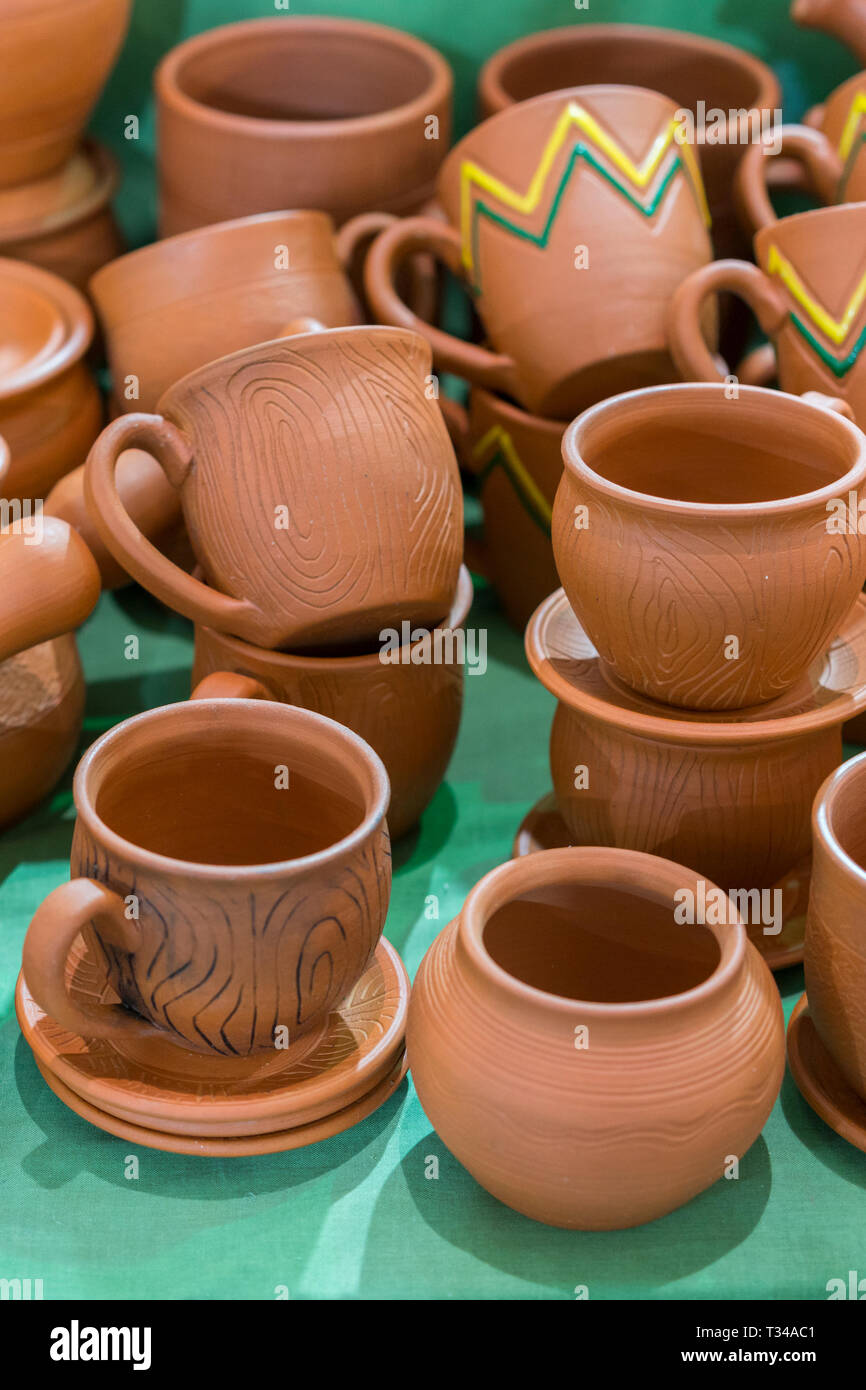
[155,17,452,235]
[0,141,123,294]
[0,635,85,830]
[90,210,365,413]
[553,383,866,710]
[0,0,131,188]
[0,259,102,501]
[408,846,785,1229]
[191,565,472,840]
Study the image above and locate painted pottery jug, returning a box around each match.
[408,847,785,1229]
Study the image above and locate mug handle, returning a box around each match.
[800,389,857,421]
[364,216,520,396]
[22,879,160,1042]
[735,125,843,233]
[0,517,101,664]
[190,671,274,700]
[667,260,789,382]
[335,211,397,268]
[84,414,262,638]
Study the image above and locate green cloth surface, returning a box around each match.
[2,0,866,1302]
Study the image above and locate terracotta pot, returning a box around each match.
[155,17,452,236]
[669,206,866,431]
[84,325,463,651]
[0,635,85,830]
[0,516,100,665]
[90,210,373,413]
[365,85,714,419]
[526,587,866,909]
[191,566,472,841]
[0,259,102,502]
[408,846,784,1229]
[792,0,866,64]
[552,383,866,710]
[21,698,391,1058]
[805,750,866,1095]
[442,391,561,631]
[0,0,130,188]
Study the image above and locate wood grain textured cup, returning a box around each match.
[21,699,391,1058]
[84,325,463,651]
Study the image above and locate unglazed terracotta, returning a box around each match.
[0,635,85,831]
[792,0,866,64]
[21,699,391,1058]
[90,210,368,413]
[84,326,463,651]
[0,517,100,665]
[786,994,866,1152]
[0,0,130,187]
[669,206,866,430]
[365,85,714,419]
[0,259,102,501]
[552,383,866,710]
[191,565,472,840]
[408,846,784,1229]
[155,17,452,236]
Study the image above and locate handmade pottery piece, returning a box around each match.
[553,383,866,710]
[21,699,391,1058]
[0,141,123,293]
[0,517,101,665]
[0,636,85,831]
[0,0,131,187]
[155,17,452,235]
[191,565,472,840]
[90,210,371,413]
[0,259,102,501]
[84,326,463,651]
[786,994,866,1152]
[668,207,866,430]
[792,0,866,64]
[525,587,866,964]
[365,85,714,419]
[408,846,784,1229]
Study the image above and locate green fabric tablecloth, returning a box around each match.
[2,0,866,1302]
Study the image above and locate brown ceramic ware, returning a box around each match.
[0,0,131,187]
[792,0,866,63]
[0,516,100,665]
[155,17,452,236]
[21,699,392,1058]
[553,383,866,710]
[365,85,713,419]
[84,326,463,651]
[191,565,472,840]
[786,993,866,1152]
[408,846,784,1229]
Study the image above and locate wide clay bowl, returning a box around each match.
[526,587,866,909]
[0,258,102,501]
[408,846,784,1229]
[0,635,85,830]
[192,565,472,840]
[553,383,866,710]
[155,16,452,235]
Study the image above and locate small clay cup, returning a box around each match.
[791,0,866,65]
[155,17,452,235]
[408,846,784,1229]
[552,383,866,710]
[84,325,463,651]
[22,699,391,1058]
[191,566,472,841]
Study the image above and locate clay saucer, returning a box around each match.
[17,934,408,1139]
[787,993,866,1152]
[0,141,118,247]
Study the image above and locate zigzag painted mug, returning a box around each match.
[365,85,714,419]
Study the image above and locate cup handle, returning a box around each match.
[667,260,789,382]
[190,671,274,700]
[735,125,843,233]
[800,390,857,421]
[22,879,160,1042]
[364,215,520,395]
[0,517,101,664]
[335,211,398,269]
[84,414,262,638]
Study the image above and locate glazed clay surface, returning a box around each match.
[408,847,784,1229]
[0,635,84,830]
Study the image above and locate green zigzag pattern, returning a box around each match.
[475,450,553,536]
[789,312,866,377]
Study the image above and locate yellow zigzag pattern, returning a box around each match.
[766,243,866,344]
[837,91,866,162]
[472,425,553,530]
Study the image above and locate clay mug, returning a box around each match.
[792,0,866,65]
[408,846,784,1229]
[668,205,866,429]
[21,698,391,1058]
[84,325,463,651]
[553,382,866,710]
[365,85,714,419]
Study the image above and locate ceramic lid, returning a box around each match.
[0,140,117,243]
[0,259,92,399]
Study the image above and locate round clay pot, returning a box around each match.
[155,17,452,236]
[191,565,472,840]
[0,516,101,666]
[408,845,785,1229]
[0,0,131,188]
[0,141,123,294]
[90,210,368,413]
[0,259,102,501]
[21,699,392,1058]
[553,383,866,710]
[0,635,85,830]
[792,0,866,64]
